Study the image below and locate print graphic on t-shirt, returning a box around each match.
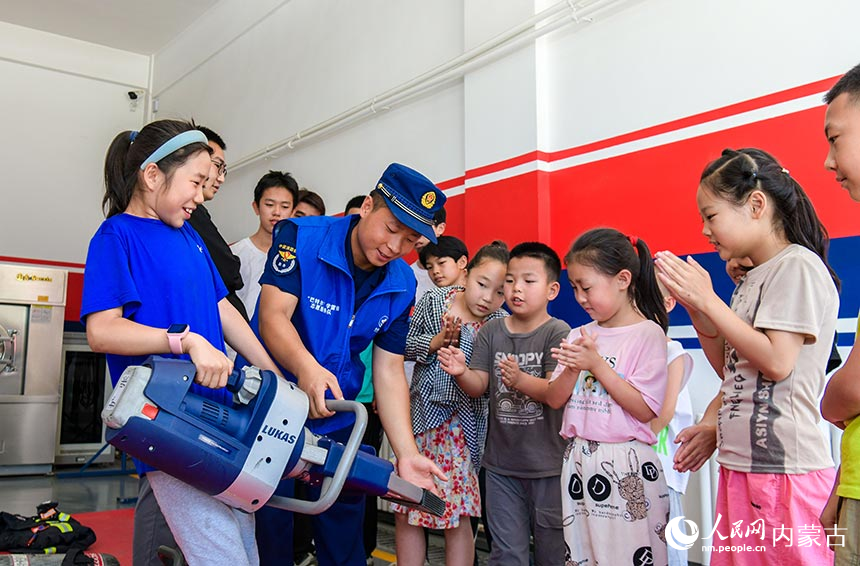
[725,348,743,421]
[493,351,544,425]
[567,355,625,417]
[573,371,604,397]
[724,345,787,471]
[572,355,618,399]
[749,370,785,471]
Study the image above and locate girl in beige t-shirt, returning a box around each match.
[655,148,839,565]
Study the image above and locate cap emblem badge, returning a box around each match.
[420,191,436,209]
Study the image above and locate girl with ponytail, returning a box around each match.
[82,119,279,565]
[501,228,670,565]
[655,148,839,565]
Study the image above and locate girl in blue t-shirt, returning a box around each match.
[81,119,278,566]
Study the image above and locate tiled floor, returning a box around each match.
[0,464,490,565]
[0,470,138,516]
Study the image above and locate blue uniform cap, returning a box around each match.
[373,163,447,243]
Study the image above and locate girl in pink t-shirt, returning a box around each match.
[504,227,669,565]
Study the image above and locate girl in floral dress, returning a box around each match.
[393,241,509,566]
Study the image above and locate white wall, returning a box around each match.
[6,0,860,261]
[544,0,860,151]
[152,0,466,242]
[146,5,860,565]
[4,5,859,561]
[0,21,149,264]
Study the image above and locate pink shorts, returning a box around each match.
[710,466,836,566]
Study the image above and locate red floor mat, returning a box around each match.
[74,508,134,565]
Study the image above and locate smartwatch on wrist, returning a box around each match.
[167,324,190,355]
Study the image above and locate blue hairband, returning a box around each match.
[139,130,208,170]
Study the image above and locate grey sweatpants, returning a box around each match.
[147,471,259,566]
[133,474,177,566]
[485,469,565,566]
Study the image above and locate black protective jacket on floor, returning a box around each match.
[0,503,96,564]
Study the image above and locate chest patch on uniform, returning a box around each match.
[273,243,297,274]
[374,315,389,334]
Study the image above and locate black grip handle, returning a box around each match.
[226,368,244,393]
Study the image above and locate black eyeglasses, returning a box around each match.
[211,158,227,177]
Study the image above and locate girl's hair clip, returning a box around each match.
[627,235,639,256]
[781,167,790,176]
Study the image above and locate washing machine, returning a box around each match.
[0,263,66,475]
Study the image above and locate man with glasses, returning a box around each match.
[189,126,249,321]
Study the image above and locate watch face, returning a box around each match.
[167,324,189,334]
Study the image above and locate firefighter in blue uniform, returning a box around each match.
[237,163,448,565]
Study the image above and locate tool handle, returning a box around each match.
[267,399,367,515]
[226,368,244,392]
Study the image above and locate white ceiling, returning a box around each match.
[0,0,220,54]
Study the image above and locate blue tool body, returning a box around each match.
[102,356,444,516]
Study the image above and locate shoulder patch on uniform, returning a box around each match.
[273,243,297,274]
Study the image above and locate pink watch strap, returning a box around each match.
[167,326,189,354]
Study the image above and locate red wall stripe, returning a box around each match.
[466,151,552,180]
[460,170,544,253]
[66,272,83,322]
[436,176,466,191]
[0,256,85,269]
[449,75,839,188]
[10,74,856,322]
[545,76,838,164]
[547,105,855,256]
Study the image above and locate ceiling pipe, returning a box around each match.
[229,0,635,172]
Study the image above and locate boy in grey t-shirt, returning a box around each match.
[470,316,570,477]
[440,242,570,566]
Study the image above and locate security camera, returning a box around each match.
[127,89,145,112]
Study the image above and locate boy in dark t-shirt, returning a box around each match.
[439,242,569,566]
